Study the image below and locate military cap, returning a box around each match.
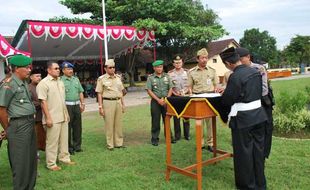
[197,48,208,57]
[105,59,115,67]
[30,68,42,75]
[61,61,74,69]
[173,55,182,61]
[152,60,164,67]
[8,54,32,67]
[220,47,240,64]
[236,47,250,57]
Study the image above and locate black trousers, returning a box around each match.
[263,104,273,158]
[67,105,82,151]
[173,117,190,140]
[8,116,37,190]
[231,122,266,190]
[150,99,173,143]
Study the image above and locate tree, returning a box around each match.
[58,0,227,85]
[239,28,278,67]
[283,35,310,68]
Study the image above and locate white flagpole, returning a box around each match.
[102,0,108,60]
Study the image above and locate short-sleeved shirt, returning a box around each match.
[0,74,35,118]
[146,72,173,98]
[61,75,84,101]
[168,68,189,95]
[95,74,124,98]
[188,65,219,93]
[36,75,69,124]
[250,62,268,96]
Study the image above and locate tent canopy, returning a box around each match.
[12,20,155,61]
[0,34,30,58]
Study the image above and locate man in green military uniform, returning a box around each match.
[0,54,37,190]
[96,59,126,151]
[61,61,85,155]
[188,48,222,152]
[146,60,174,146]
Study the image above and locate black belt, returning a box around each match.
[10,114,34,121]
[103,97,121,101]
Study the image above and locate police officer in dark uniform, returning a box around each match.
[220,47,267,190]
[236,47,275,158]
[0,55,37,190]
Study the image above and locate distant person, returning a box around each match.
[61,62,85,155]
[95,59,126,151]
[188,48,223,152]
[220,47,267,190]
[168,55,191,141]
[29,69,46,154]
[146,60,174,146]
[0,55,37,189]
[37,61,75,171]
[236,47,275,158]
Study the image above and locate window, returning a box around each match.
[213,59,217,63]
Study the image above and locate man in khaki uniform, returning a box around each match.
[96,59,126,151]
[37,61,75,171]
[188,48,222,152]
[0,55,37,189]
[168,55,191,141]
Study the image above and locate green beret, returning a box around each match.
[152,60,164,67]
[9,55,32,67]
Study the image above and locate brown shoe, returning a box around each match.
[60,161,76,165]
[48,165,62,171]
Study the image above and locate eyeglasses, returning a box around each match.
[53,67,60,70]
[107,67,115,69]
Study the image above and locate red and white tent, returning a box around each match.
[0,34,30,58]
[12,20,155,61]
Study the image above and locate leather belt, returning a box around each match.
[10,114,34,121]
[65,101,80,105]
[103,97,120,101]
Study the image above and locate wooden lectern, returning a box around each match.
[164,98,233,190]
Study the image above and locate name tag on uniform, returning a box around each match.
[206,79,212,85]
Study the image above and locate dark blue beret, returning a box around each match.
[61,61,74,69]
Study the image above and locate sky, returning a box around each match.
[202,0,310,49]
[0,0,309,50]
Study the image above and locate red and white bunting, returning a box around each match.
[27,21,155,42]
[0,34,30,57]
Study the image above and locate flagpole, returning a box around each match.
[102,0,108,61]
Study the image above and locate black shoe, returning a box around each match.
[171,139,176,144]
[152,142,158,146]
[115,146,126,149]
[107,148,114,151]
[207,146,214,152]
[175,137,181,141]
[69,150,75,155]
[201,146,206,150]
[75,149,83,152]
[184,136,190,141]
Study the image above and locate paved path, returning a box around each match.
[84,90,150,112]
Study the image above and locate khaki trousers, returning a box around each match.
[103,99,123,149]
[45,122,71,168]
[201,119,213,146]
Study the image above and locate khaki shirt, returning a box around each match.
[61,75,84,101]
[250,62,268,96]
[95,74,124,98]
[0,74,35,118]
[146,73,173,98]
[36,75,69,124]
[168,68,189,95]
[188,65,219,93]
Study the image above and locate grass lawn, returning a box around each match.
[0,78,310,189]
